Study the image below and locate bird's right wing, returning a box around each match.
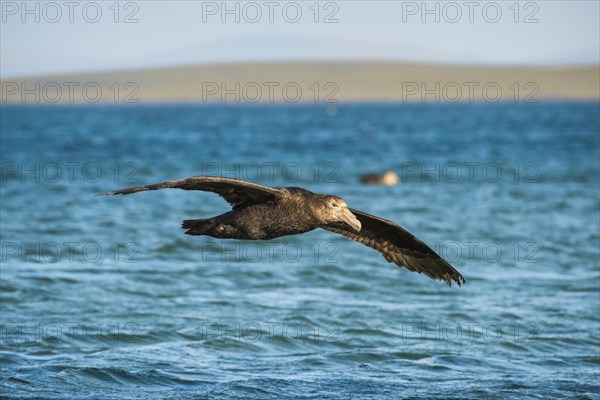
[323,209,465,286]
[98,176,284,209]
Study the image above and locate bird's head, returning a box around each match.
[317,195,362,232]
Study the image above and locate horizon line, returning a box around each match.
[3,59,599,80]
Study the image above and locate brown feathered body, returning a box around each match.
[182,188,324,239]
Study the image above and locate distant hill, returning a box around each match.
[1,61,598,104]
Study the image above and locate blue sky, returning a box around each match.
[1,0,598,77]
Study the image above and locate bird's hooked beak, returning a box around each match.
[339,207,362,232]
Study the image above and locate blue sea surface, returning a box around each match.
[0,103,599,399]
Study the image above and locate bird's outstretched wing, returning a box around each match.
[98,176,284,209]
[323,209,465,286]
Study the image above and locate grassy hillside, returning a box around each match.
[2,61,598,103]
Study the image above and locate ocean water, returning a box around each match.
[0,102,598,399]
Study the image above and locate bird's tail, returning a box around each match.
[182,219,215,236]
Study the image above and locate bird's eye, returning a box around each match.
[331,202,338,207]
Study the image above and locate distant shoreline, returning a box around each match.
[2,61,598,104]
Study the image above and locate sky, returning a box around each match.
[1,0,599,78]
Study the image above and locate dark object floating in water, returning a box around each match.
[99,176,464,286]
[360,171,400,185]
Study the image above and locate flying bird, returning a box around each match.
[99,176,464,286]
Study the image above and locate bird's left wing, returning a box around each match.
[323,209,465,286]
[98,176,284,209]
